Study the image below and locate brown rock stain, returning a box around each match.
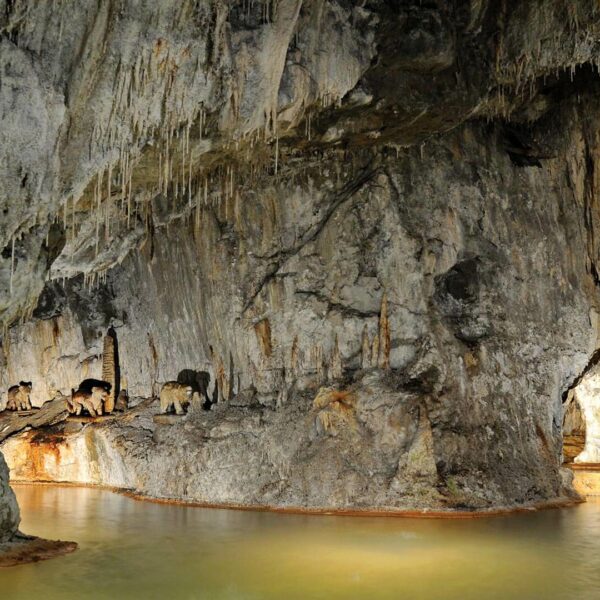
[254,318,272,358]
[313,388,357,432]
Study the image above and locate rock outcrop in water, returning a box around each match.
[0,408,76,565]
[0,453,19,543]
[3,1,600,520]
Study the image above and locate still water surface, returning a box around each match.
[1,485,599,599]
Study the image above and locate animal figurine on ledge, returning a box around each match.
[68,386,109,417]
[6,382,33,411]
[115,389,129,412]
[160,382,193,415]
[78,379,112,396]
[67,378,112,417]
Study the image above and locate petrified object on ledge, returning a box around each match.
[5,382,33,412]
[77,379,111,396]
[114,389,129,412]
[68,387,109,417]
[0,398,69,443]
[160,382,193,415]
[73,379,112,416]
[177,370,211,406]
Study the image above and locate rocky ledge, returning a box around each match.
[1,385,581,513]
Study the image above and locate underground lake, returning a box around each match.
[0,484,598,600]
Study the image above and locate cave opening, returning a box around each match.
[562,355,600,466]
[561,352,600,499]
[562,386,587,464]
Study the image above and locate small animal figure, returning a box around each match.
[160,382,193,415]
[78,378,112,395]
[177,369,210,404]
[115,389,129,412]
[6,382,33,411]
[68,386,109,417]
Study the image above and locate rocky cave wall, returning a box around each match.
[3,1,600,515]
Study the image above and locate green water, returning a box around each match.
[1,485,599,600]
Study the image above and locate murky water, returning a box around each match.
[1,485,599,600]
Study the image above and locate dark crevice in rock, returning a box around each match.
[561,347,600,405]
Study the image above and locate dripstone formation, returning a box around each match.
[3,1,600,524]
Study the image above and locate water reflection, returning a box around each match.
[1,485,599,599]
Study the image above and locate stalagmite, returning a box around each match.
[101,328,119,414]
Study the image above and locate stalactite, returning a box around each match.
[290,335,299,377]
[313,345,325,384]
[378,292,390,370]
[216,355,228,403]
[371,334,379,369]
[127,170,133,228]
[9,236,15,295]
[361,325,371,370]
[106,164,112,239]
[95,171,101,257]
[330,335,342,380]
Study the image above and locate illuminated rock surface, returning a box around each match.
[4,0,600,535]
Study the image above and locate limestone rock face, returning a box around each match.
[0,452,19,543]
[3,1,600,511]
[571,362,600,463]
